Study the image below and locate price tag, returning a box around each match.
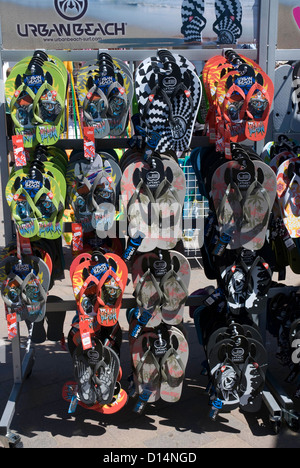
[79,316,92,350]
[6,312,17,340]
[84,127,95,160]
[12,135,27,167]
[72,224,83,254]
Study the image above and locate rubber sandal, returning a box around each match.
[130,329,161,403]
[160,265,189,326]
[181,0,206,43]
[239,339,268,413]
[1,273,27,320]
[73,341,99,406]
[160,325,189,403]
[244,78,274,142]
[93,343,121,405]
[87,171,116,233]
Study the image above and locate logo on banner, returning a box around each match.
[54,0,88,21]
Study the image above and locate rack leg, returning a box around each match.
[0,348,35,448]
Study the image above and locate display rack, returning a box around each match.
[0,0,299,448]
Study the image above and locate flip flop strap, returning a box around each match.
[97,267,124,308]
[155,177,183,229]
[127,178,159,227]
[89,170,115,211]
[142,80,194,127]
[10,84,37,127]
[216,180,243,227]
[77,274,100,315]
[21,272,47,305]
[240,179,272,230]
[11,186,43,220]
[135,347,161,384]
[160,346,185,386]
[134,268,165,309]
[160,268,189,308]
[83,85,109,121]
[246,83,271,121]
[32,81,65,125]
[214,354,242,394]
[244,256,271,297]
[222,83,247,123]
[106,81,128,115]
[33,185,59,221]
[154,177,181,205]
[1,273,24,307]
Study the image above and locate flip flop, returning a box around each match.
[130,329,161,403]
[244,77,274,142]
[93,343,121,405]
[73,338,105,406]
[239,338,268,413]
[133,266,165,334]
[160,260,190,326]
[181,0,206,43]
[160,325,189,403]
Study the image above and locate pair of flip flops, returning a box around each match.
[129,250,191,333]
[206,320,268,414]
[67,150,121,235]
[135,49,202,153]
[0,252,51,324]
[76,52,134,138]
[63,336,127,414]
[128,322,189,409]
[203,50,274,153]
[66,250,128,414]
[5,50,68,147]
[208,144,277,252]
[181,0,243,45]
[71,250,128,331]
[6,145,67,239]
[120,153,186,252]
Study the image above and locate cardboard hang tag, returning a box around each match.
[84,127,95,160]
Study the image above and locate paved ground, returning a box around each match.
[0,244,300,449]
